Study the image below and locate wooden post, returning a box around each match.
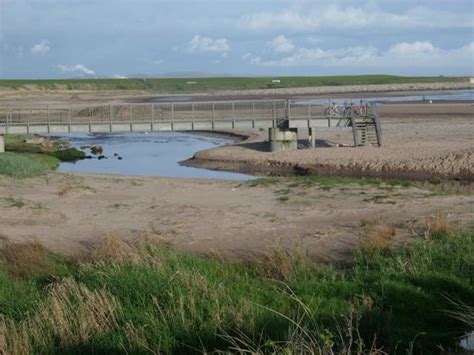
[191,103,195,130]
[130,105,133,131]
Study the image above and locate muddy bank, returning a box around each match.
[182,151,473,182]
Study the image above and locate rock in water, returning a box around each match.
[91,145,103,155]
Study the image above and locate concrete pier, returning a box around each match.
[0,135,4,153]
[268,128,298,152]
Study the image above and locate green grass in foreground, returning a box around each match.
[0,134,84,178]
[0,225,472,354]
[0,75,466,93]
[0,152,59,178]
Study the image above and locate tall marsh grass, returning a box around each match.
[0,225,472,354]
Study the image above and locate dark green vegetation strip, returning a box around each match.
[5,134,85,162]
[0,75,465,93]
[0,227,472,354]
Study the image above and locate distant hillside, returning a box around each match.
[0,75,468,93]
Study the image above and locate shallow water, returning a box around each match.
[58,132,253,180]
[296,89,474,105]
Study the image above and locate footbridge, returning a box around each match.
[0,99,382,152]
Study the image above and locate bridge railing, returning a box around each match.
[0,98,345,131]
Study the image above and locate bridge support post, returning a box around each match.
[268,128,298,152]
[0,135,4,153]
[309,127,316,148]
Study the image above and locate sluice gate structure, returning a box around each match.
[0,99,382,152]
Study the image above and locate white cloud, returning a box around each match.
[267,35,295,53]
[31,39,50,55]
[242,53,262,65]
[112,74,127,79]
[187,35,230,53]
[243,41,474,72]
[58,64,96,77]
[387,41,437,56]
[239,5,473,32]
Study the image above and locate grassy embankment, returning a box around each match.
[0,75,466,93]
[0,134,84,178]
[1,218,472,354]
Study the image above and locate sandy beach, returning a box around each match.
[1,172,472,261]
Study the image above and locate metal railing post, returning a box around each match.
[232,101,235,129]
[109,105,113,132]
[130,105,133,131]
[307,104,311,127]
[47,105,50,133]
[328,100,331,127]
[88,107,92,132]
[151,104,154,131]
[211,102,215,130]
[252,101,256,128]
[6,109,10,134]
[68,107,71,133]
[191,103,195,130]
[171,103,174,131]
[27,109,31,134]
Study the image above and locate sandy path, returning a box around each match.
[0,173,472,260]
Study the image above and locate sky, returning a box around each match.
[0,0,473,79]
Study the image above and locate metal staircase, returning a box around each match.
[349,103,382,147]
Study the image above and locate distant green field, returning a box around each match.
[0,75,466,93]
